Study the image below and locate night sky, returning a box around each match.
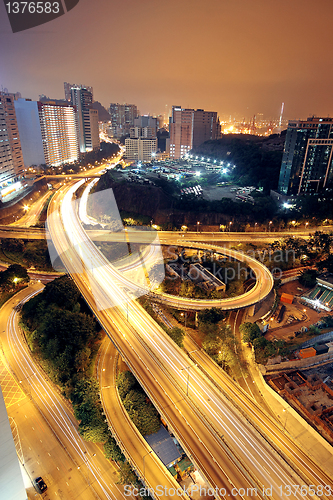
[1,0,333,121]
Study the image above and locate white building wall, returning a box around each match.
[14,99,45,167]
[0,387,27,500]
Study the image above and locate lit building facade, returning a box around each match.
[70,87,100,153]
[64,81,93,102]
[15,99,79,168]
[125,137,157,162]
[278,117,333,195]
[109,103,138,137]
[169,106,221,159]
[38,101,79,167]
[0,94,19,193]
[0,93,24,178]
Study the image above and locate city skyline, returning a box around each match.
[1,0,333,121]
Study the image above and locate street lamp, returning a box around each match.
[229,221,232,232]
[19,372,36,396]
[180,312,187,330]
[180,364,196,397]
[143,450,153,486]
[269,221,272,232]
[254,222,257,232]
[77,452,96,486]
[197,221,200,233]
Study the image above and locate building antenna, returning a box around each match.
[279,102,284,134]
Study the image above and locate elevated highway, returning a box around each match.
[45,180,330,500]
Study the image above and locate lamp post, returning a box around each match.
[282,408,288,430]
[269,221,272,232]
[180,364,196,397]
[77,452,96,487]
[229,221,232,232]
[180,312,187,330]
[19,372,36,396]
[143,450,153,486]
[197,221,200,233]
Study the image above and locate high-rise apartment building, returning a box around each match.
[0,92,25,194]
[64,82,93,102]
[0,96,16,193]
[278,117,333,195]
[15,99,79,167]
[70,87,99,153]
[109,103,138,137]
[169,106,221,159]
[0,93,24,178]
[131,116,158,139]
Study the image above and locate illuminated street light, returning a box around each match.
[77,452,96,486]
[197,221,200,233]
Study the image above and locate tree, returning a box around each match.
[166,327,185,348]
[117,371,137,399]
[0,263,29,290]
[308,231,332,255]
[122,390,160,436]
[299,269,318,288]
[198,308,224,325]
[118,462,139,486]
[239,322,261,343]
[42,275,80,309]
[317,254,333,274]
[104,436,125,463]
[253,336,268,349]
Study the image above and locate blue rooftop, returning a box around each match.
[145,426,181,467]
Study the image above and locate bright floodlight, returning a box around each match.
[196,171,201,177]
[222,168,228,174]
[283,202,292,209]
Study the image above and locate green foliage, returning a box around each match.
[0,264,29,291]
[239,322,261,343]
[317,254,333,274]
[118,462,139,486]
[42,275,81,309]
[117,371,160,436]
[198,308,225,325]
[0,239,52,269]
[104,436,125,463]
[166,326,185,348]
[20,275,125,461]
[117,371,137,400]
[299,269,318,288]
[21,276,101,387]
[191,134,284,192]
[75,398,108,443]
